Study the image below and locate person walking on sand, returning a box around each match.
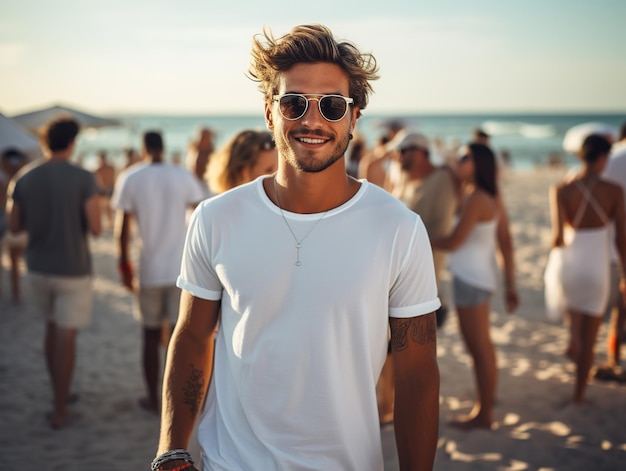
[111,131,205,414]
[547,134,626,403]
[1,148,29,303]
[153,24,440,471]
[597,122,626,380]
[93,150,116,230]
[7,116,101,429]
[432,142,518,429]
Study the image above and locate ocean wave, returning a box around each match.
[482,120,556,139]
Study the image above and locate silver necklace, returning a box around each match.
[273,178,342,267]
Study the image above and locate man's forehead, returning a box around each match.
[277,63,350,94]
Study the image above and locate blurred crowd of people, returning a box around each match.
[1,112,625,435]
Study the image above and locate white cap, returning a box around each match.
[394,132,430,151]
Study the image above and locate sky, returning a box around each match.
[1,0,625,116]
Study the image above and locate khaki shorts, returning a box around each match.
[3,231,28,249]
[29,272,93,329]
[134,285,181,328]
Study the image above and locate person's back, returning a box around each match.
[547,133,626,404]
[14,160,97,276]
[7,116,100,429]
[558,179,614,230]
[600,126,626,373]
[94,152,116,193]
[115,162,203,285]
[112,130,205,414]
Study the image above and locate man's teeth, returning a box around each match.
[299,137,325,144]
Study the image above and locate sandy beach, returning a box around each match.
[1,167,625,470]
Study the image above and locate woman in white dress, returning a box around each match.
[549,134,626,404]
[433,143,518,429]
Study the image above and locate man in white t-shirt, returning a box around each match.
[111,131,205,413]
[153,25,440,471]
[601,121,626,378]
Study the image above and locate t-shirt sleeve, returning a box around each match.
[85,172,99,199]
[176,203,222,300]
[389,216,441,318]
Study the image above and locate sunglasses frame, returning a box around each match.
[273,93,354,122]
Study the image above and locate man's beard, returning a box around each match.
[275,127,351,173]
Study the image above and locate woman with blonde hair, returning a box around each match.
[208,130,277,194]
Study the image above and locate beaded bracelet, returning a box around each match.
[157,463,192,471]
[151,449,194,471]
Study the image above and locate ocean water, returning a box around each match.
[75,112,625,171]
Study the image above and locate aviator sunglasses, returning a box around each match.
[273,93,354,122]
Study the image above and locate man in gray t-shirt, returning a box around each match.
[8,116,101,429]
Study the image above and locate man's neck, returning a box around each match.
[46,150,72,162]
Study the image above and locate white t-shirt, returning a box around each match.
[448,217,499,292]
[603,140,626,263]
[112,162,206,286]
[178,177,440,471]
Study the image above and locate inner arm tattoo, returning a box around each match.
[389,314,436,352]
[183,363,205,418]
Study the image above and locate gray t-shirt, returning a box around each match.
[11,160,98,276]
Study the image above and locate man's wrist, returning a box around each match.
[151,449,194,471]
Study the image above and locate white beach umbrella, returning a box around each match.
[562,122,618,154]
[10,104,121,132]
[0,112,40,154]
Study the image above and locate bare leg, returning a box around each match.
[45,321,56,384]
[48,324,77,429]
[9,246,23,302]
[573,312,603,404]
[142,326,162,413]
[453,302,497,429]
[566,311,582,362]
[376,352,395,425]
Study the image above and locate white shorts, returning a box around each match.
[29,272,93,329]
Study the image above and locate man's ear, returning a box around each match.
[265,101,274,131]
[350,107,360,135]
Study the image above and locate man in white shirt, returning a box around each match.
[153,25,440,471]
[111,131,205,413]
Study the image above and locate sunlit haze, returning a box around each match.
[1,0,625,116]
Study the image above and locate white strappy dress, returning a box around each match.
[545,180,611,318]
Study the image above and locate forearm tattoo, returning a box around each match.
[183,363,205,418]
[389,314,436,352]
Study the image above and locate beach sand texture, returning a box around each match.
[1,168,625,470]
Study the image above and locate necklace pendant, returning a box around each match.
[295,243,302,266]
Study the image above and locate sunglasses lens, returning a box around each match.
[319,96,348,121]
[279,95,308,120]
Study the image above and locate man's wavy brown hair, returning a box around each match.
[248,24,379,117]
